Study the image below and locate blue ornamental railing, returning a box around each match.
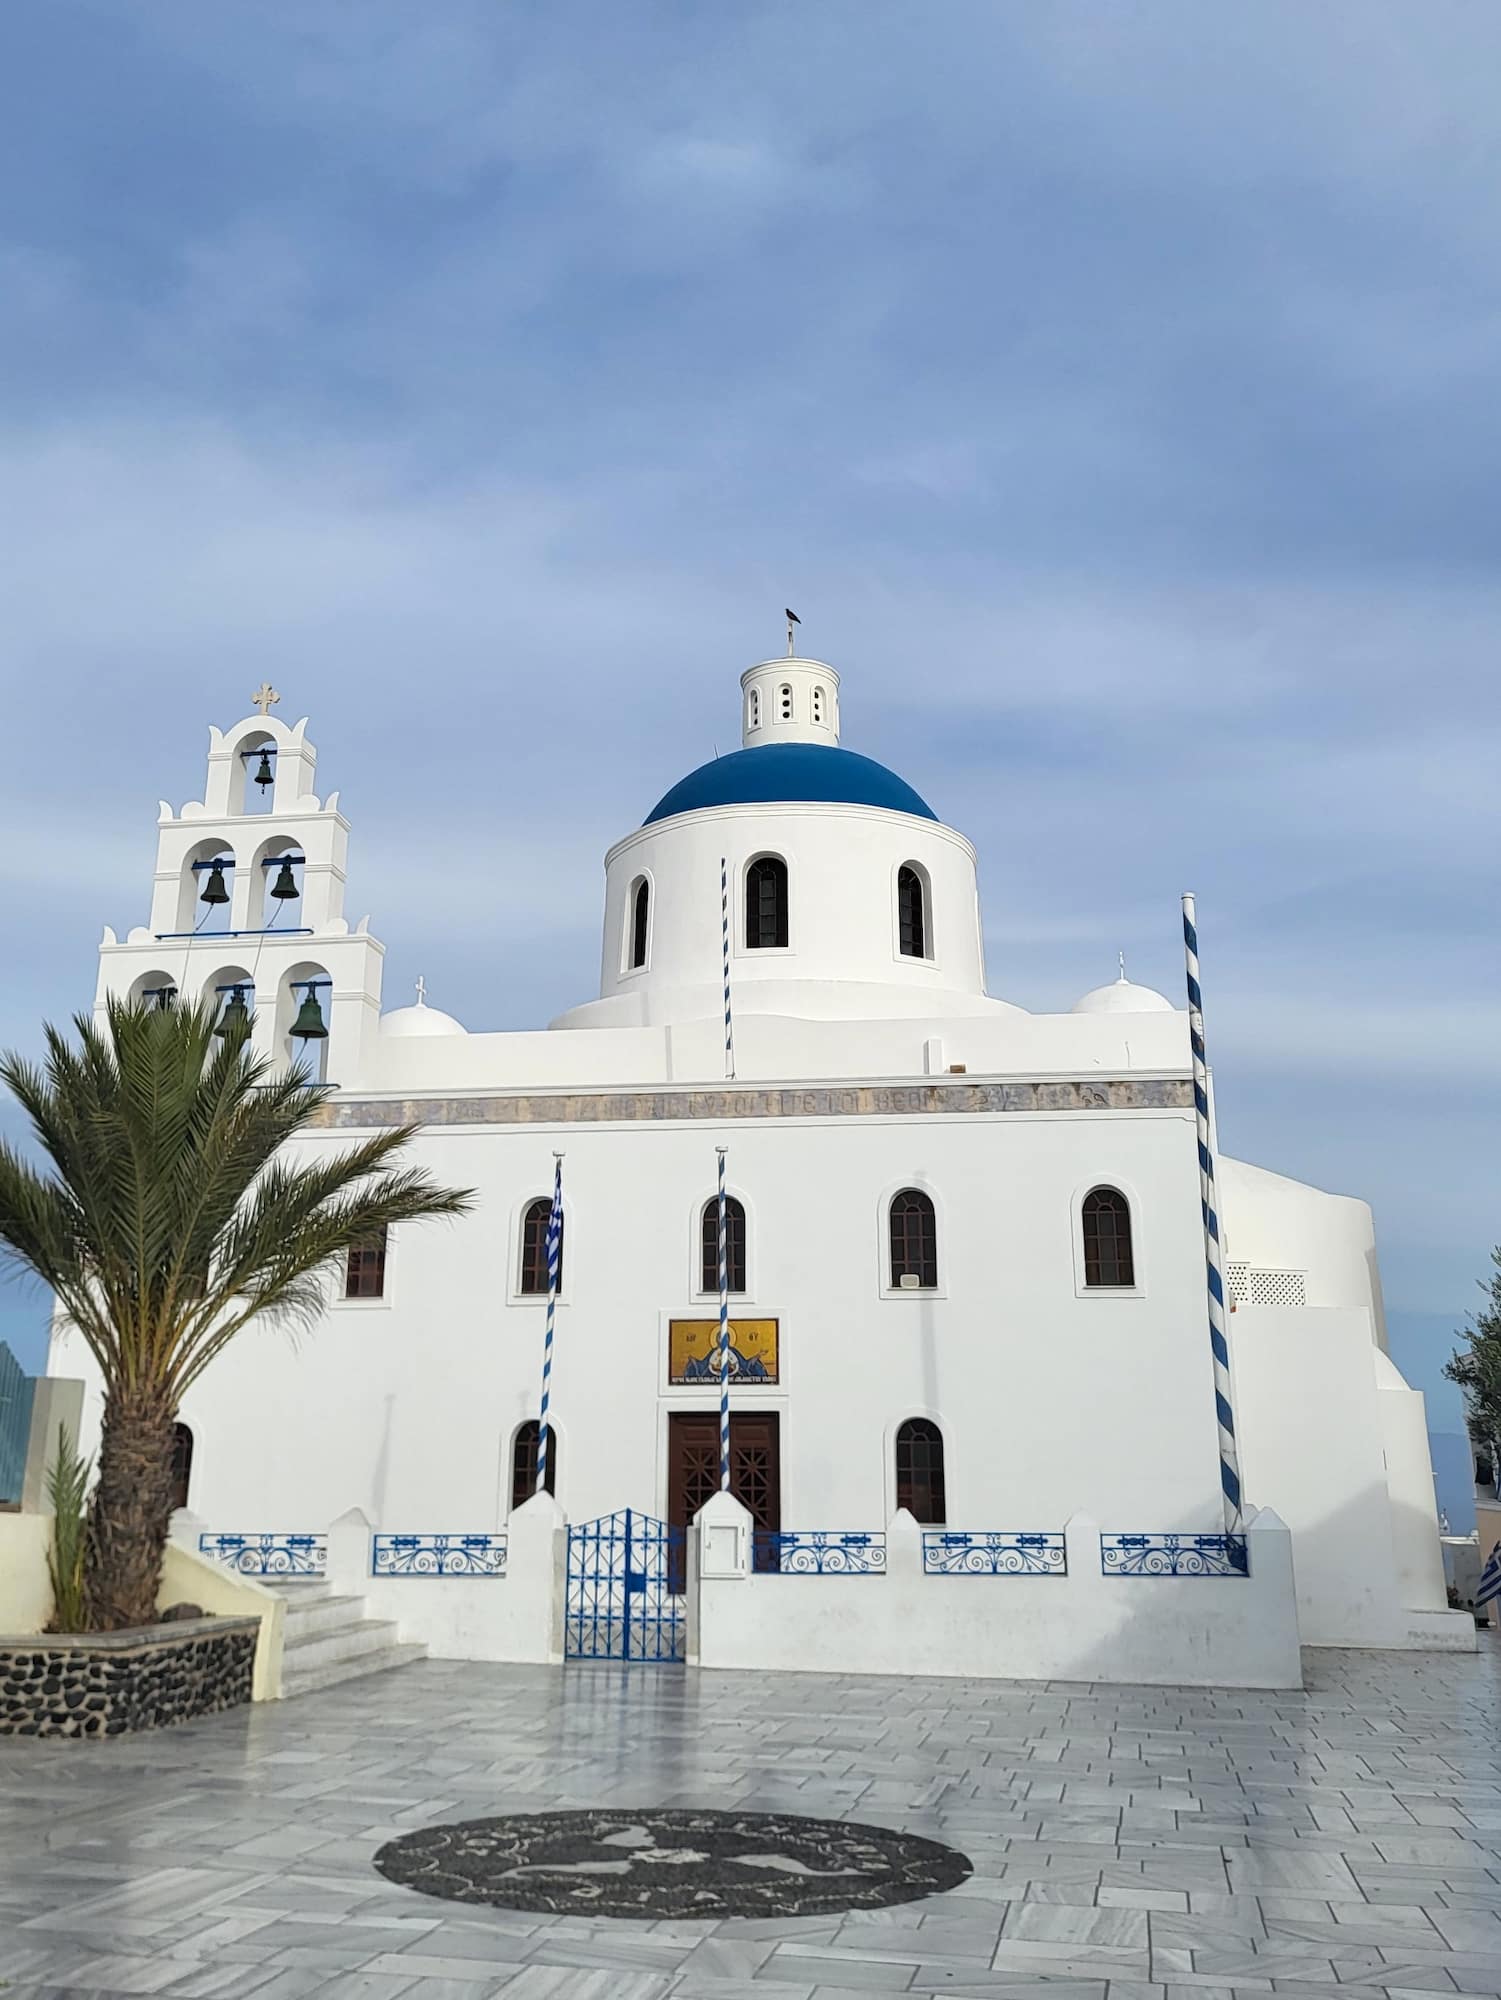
[199,1532,327,1578]
[753,1530,886,1574]
[372,1532,507,1577]
[923,1531,1067,1576]
[1101,1532,1249,1578]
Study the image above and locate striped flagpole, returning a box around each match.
[716,1145,732,1490]
[721,856,736,1081]
[1182,895,1244,1536]
[534,1152,564,1495]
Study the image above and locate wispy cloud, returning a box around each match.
[1,0,1498,1407]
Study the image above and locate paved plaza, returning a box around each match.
[5,1646,1501,1999]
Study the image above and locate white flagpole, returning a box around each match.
[1182,896,1244,1538]
[721,856,735,1081]
[535,1152,563,1495]
[716,1145,732,1491]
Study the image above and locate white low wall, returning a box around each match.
[161,1532,284,1700]
[0,1513,55,1633]
[326,1496,565,1663]
[690,1499,1304,1689]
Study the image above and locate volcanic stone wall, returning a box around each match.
[0,1616,258,1737]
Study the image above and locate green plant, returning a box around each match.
[1446,1246,1501,1471]
[45,1422,90,1633]
[0,997,473,1631]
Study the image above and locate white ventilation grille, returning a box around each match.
[1227,1262,1306,1308]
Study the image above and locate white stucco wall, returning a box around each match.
[48,1101,1227,1548]
[692,1500,1303,1690]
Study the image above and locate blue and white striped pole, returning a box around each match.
[1182,895,1244,1536]
[721,856,735,1081]
[534,1152,563,1495]
[716,1144,732,1490]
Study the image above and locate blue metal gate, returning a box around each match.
[566,1510,685,1663]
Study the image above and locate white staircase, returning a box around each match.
[272,1583,426,1698]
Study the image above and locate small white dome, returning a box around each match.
[1072,975,1175,1016]
[380,1000,467,1038]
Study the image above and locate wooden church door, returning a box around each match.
[667,1412,780,1584]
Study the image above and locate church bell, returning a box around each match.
[199,858,230,906]
[253,748,274,791]
[269,858,299,900]
[291,985,329,1041]
[215,985,250,1037]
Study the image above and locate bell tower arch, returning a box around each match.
[96,691,385,1081]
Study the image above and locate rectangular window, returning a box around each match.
[345,1226,388,1299]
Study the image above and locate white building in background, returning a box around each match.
[53,648,1469,1679]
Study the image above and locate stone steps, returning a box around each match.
[270,1582,426,1700]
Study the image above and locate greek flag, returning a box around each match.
[1477,1541,1501,1608]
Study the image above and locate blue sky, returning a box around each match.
[1,3,1497,1517]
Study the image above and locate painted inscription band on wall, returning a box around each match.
[669,1318,779,1386]
[312,1077,1192,1132]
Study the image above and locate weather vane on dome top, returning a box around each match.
[785,607,800,657]
[252,682,281,717]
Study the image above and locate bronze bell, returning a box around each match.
[269,858,299,900]
[215,985,250,1037]
[290,985,329,1040]
[199,859,230,906]
[253,749,274,790]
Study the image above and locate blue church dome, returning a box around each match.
[644,744,937,827]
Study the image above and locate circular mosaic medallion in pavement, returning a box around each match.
[374,1807,971,1919]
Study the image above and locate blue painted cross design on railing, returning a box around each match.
[1101,1532,1249,1578]
[923,1531,1067,1576]
[199,1532,327,1577]
[753,1530,886,1574]
[372,1533,507,1577]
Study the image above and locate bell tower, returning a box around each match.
[740,657,841,749]
[95,690,385,1081]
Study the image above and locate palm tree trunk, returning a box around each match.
[83,1389,178,1630]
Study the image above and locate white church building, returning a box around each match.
[51,647,1470,1687]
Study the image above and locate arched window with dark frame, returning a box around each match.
[889,1188,938,1289]
[629,878,650,969]
[700,1195,747,1294]
[897,865,926,958]
[895,1418,946,1524]
[170,1423,194,1513]
[1081,1185,1135,1288]
[511,1421,558,1508]
[520,1198,564,1294]
[745,855,788,949]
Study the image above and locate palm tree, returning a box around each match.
[0,997,473,1631]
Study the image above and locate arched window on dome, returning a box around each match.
[811,685,825,725]
[895,1418,946,1524]
[520,1197,564,1294]
[1081,1186,1135,1288]
[628,877,650,970]
[889,1189,937,1289]
[778,683,794,722]
[745,856,788,949]
[748,688,761,731]
[897,865,927,959]
[511,1421,558,1508]
[700,1195,746,1294]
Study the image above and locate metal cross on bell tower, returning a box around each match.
[252,682,281,717]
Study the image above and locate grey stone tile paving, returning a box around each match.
[4,1647,1501,1998]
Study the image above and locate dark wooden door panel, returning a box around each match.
[668,1412,781,1540]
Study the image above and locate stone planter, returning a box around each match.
[0,1615,259,1739]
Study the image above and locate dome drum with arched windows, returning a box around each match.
[555,646,1016,1031]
